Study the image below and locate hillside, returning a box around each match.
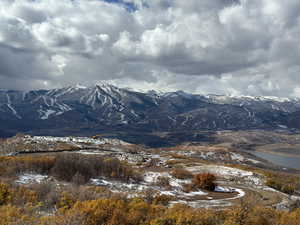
[1,84,300,140]
[0,134,300,224]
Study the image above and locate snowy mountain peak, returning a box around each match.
[95,81,117,89]
[1,84,300,135]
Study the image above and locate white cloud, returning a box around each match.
[0,0,299,97]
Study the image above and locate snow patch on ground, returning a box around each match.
[230,153,245,161]
[143,172,191,188]
[24,136,130,146]
[91,172,207,199]
[76,150,109,155]
[186,165,264,186]
[215,186,235,193]
[247,158,261,164]
[187,165,253,177]
[16,174,48,184]
[229,188,245,199]
[90,179,148,192]
[144,172,169,183]
[169,187,245,208]
[89,171,246,209]
[178,150,261,165]
[40,109,56,120]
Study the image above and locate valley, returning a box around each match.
[1,133,300,211]
[1,85,300,224]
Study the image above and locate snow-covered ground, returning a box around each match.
[89,170,247,208]
[7,135,298,210]
[23,135,131,146]
[187,165,253,177]
[143,171,191,188]
[169,187,246,208]
[15,171,247,208]
[186,165,263,186]
[16,173,48,184]
[215,186,235,193]
[177,150,260,164]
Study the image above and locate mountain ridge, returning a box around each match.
[1,83,300,138]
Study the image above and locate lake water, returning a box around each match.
[252,151,300,170]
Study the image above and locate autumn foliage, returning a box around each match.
[266,176,296,194]
[0,154,142,184]
[171,168,193,179]
[0,155,300,224]
[0,180,299,225]
[192,173,217,191]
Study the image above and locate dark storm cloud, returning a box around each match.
[0,0,300,97]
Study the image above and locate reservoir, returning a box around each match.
[252,151,300,170]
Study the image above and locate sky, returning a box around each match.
[0,0,300,97]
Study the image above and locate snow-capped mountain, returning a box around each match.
[1,83,300,137]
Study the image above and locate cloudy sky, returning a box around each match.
[0,0,300,97]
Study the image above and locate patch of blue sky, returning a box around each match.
[100,0,138,12]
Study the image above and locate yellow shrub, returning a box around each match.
[57,192,76,212]
[0,183,11,205]
[70,199,127,225]
[0,204,37,225]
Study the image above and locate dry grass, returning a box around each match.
[226,163,300,194]
[170,168,193,179]
[155,176,172,190]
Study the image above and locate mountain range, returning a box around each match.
[1,83,300,140]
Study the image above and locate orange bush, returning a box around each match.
[192,173,216,191]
